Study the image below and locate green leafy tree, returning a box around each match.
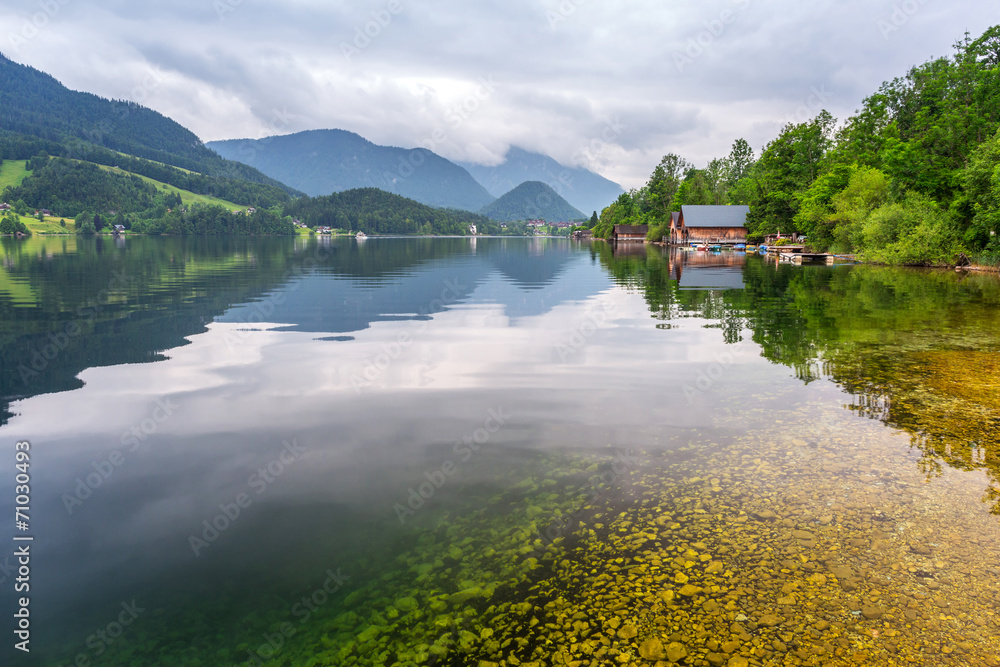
[794,163,854,249]
[704,158,730,205]
[646,154,690,221]
[594,191,641,238]
[726,138,755,184]
[75,211,93,234]
[828,166,892,252]
[0,214,16,234]
[744,111,837,236]
[958,127,1000,248]
[860,193,960,265]
[671,169,713,209]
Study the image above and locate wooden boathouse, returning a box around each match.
[613,224,648,243]
[670,205,749,245]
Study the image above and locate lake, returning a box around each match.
[1,236,999,666]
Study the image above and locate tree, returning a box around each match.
[704,158,729,205]
[969,25,1000,67]
[670,169,712,209]
[743,111,837,236]
[726,138,755,184]
[646,153,690,221]
[75,211,93,234]
[860,193,960,265]
[828,165,892,252]
[589,211,599,228]
[594,191,641,238]
[960,127,1000,248]
[794,163,853,248]
[0,215,16,235]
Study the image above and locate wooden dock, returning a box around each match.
[775,252,857,265]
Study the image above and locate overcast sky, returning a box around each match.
[1,0,995,189]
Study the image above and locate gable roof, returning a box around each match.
[681,205,749,228]
[670,212,681,225]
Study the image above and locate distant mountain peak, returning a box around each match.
[479,181,585,222]
[459,147,624,216]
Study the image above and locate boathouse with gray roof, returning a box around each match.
[671,205,750,245]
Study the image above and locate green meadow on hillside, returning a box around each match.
[97,164,244,210]
[0,159,30,192]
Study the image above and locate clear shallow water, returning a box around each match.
[1,237,998,666]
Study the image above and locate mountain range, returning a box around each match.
[2,51,621,222]
[208,131,624,215]
[207,130,494,211]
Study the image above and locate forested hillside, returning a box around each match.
[0,53,294,191]
[0,155,295,236]
[597,26,1000,266]
[285,188,495,235]
[479,181,585,222]
[1,127,296,208]
[0,52,308,236]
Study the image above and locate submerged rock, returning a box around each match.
[638,637,666,660]
[665,641,688,662]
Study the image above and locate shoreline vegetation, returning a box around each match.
[585,25,1000,270]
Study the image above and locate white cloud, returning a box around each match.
[1,0,995,189]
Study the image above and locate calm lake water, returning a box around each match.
[1,236,999,666]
